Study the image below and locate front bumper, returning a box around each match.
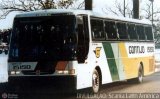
[8,75,77,91]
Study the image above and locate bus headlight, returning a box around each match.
[16,71,21,74]
[11,71,16,75]
[10,71,21,75]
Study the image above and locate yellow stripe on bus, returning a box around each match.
[119,43,154,80]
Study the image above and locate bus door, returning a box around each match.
[77,15,89,63]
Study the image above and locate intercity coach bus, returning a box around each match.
[8,9,155,93]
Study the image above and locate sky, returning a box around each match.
[0,0,160,29]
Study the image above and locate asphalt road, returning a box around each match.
[0,71,160,99]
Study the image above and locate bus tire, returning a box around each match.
[134,66,143,83]
[92,69,100,93]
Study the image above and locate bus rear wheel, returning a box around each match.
[92,69,100,93]
[127,66,143,83]
[136,66,143,83]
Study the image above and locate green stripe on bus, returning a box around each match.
[102,42,119,81]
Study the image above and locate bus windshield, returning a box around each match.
[9,15,77,61]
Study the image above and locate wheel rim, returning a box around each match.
[92,72,99,93]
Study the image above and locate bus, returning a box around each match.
[8,9,155,93]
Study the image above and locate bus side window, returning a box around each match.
[91,19,105,40]
[105,21,117,40]
[128,23,138,40]
[116,22,128,40]
[136,25,146,40]
[145,26,153,41]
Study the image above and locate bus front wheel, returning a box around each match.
[92,69,100,93]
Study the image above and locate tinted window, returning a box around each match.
[145,26,153,40]
[91,19,105,40]
[117,22,128,39]
[128,23,138,40]
[136,25,146,40]
[105,21,117,39]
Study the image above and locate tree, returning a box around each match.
[0,29,11,44]
[154,22,160,48]
[104,0,133,18]
[141,2,160,23]
[141,2,160,47]
[0,0,83,19]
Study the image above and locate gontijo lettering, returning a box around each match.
[129,46,145,54]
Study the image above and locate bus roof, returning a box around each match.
[15,9,152,25]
